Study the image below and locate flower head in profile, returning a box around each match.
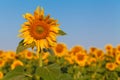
[11,60,24,70]
[18,6,60,52]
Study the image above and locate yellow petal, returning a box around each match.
[46,37,56,46]
[44,14,50,21]
[50,26,60,33]
[39,40,45,49]
[23,13,34,22]
[43,40,49,48]
[19,27,29,32]
[34,6,44,19]
[24,22,31,26]
[49,32,56,41]
[35,40,40,53]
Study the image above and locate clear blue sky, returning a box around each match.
[0,0,120,51]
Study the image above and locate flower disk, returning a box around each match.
[19,7,60,51]
[53,43,68,57]
[106,62,116,71]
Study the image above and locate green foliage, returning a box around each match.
[35,63,61,80]
[58,30,66,36]
[58,73,73,80]
[3,66,26,80]
[104,71,118,80]
[16,39,35,54]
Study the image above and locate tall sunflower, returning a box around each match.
[18,6,60,52]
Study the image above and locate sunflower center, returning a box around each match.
[27,52,32,57]
[108,64,113,68]
[77,54,84,61]
[0,61,3,65]
[56,44,63,53]
[36,26,44,34]
[73,47,82,54]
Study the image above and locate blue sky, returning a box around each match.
[0,0,120,51]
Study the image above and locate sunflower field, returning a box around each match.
[0,6,120,80]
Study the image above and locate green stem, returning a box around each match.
[35,75,40,80]
[37,48,43,67]
[73,64,77,80]
[39,51,43,67]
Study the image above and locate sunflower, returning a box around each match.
[105,44,113,53]
[106,62,116,71]
[0,72,3,79]
[115,53,120,64]
[18,50,26,58]
[64,51,75,64]
[89,47,98,56]
[0,60,5,67]
[65,57,74,64]
[112,48,117,57]
[53,43,68,57]
[18,6,60,52]
[87,57,96,65]
[94,50,104,60]
[0,50,4,58]
[75,52,88,66]
[11,60,24,70]
[71,45,84,55]
[25,50,33,59]
[42,52,49,60]
[116,45,120,53]
[7,51,16,60]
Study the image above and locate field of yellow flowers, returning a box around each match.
[1,44,120,80]
[0,6,120,80]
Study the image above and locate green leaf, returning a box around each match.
[58,30,66,36]
[86,66,97,72]
[48,55,56,63]
[16,39,35,54]
[3,66,27,80]
[58,73,73,80]
[48,48,54,54]
[115,65,120,72]
[105,71,118,80]
[35,63,61,80]
[97,68,106,74]
[79,74,91,80]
